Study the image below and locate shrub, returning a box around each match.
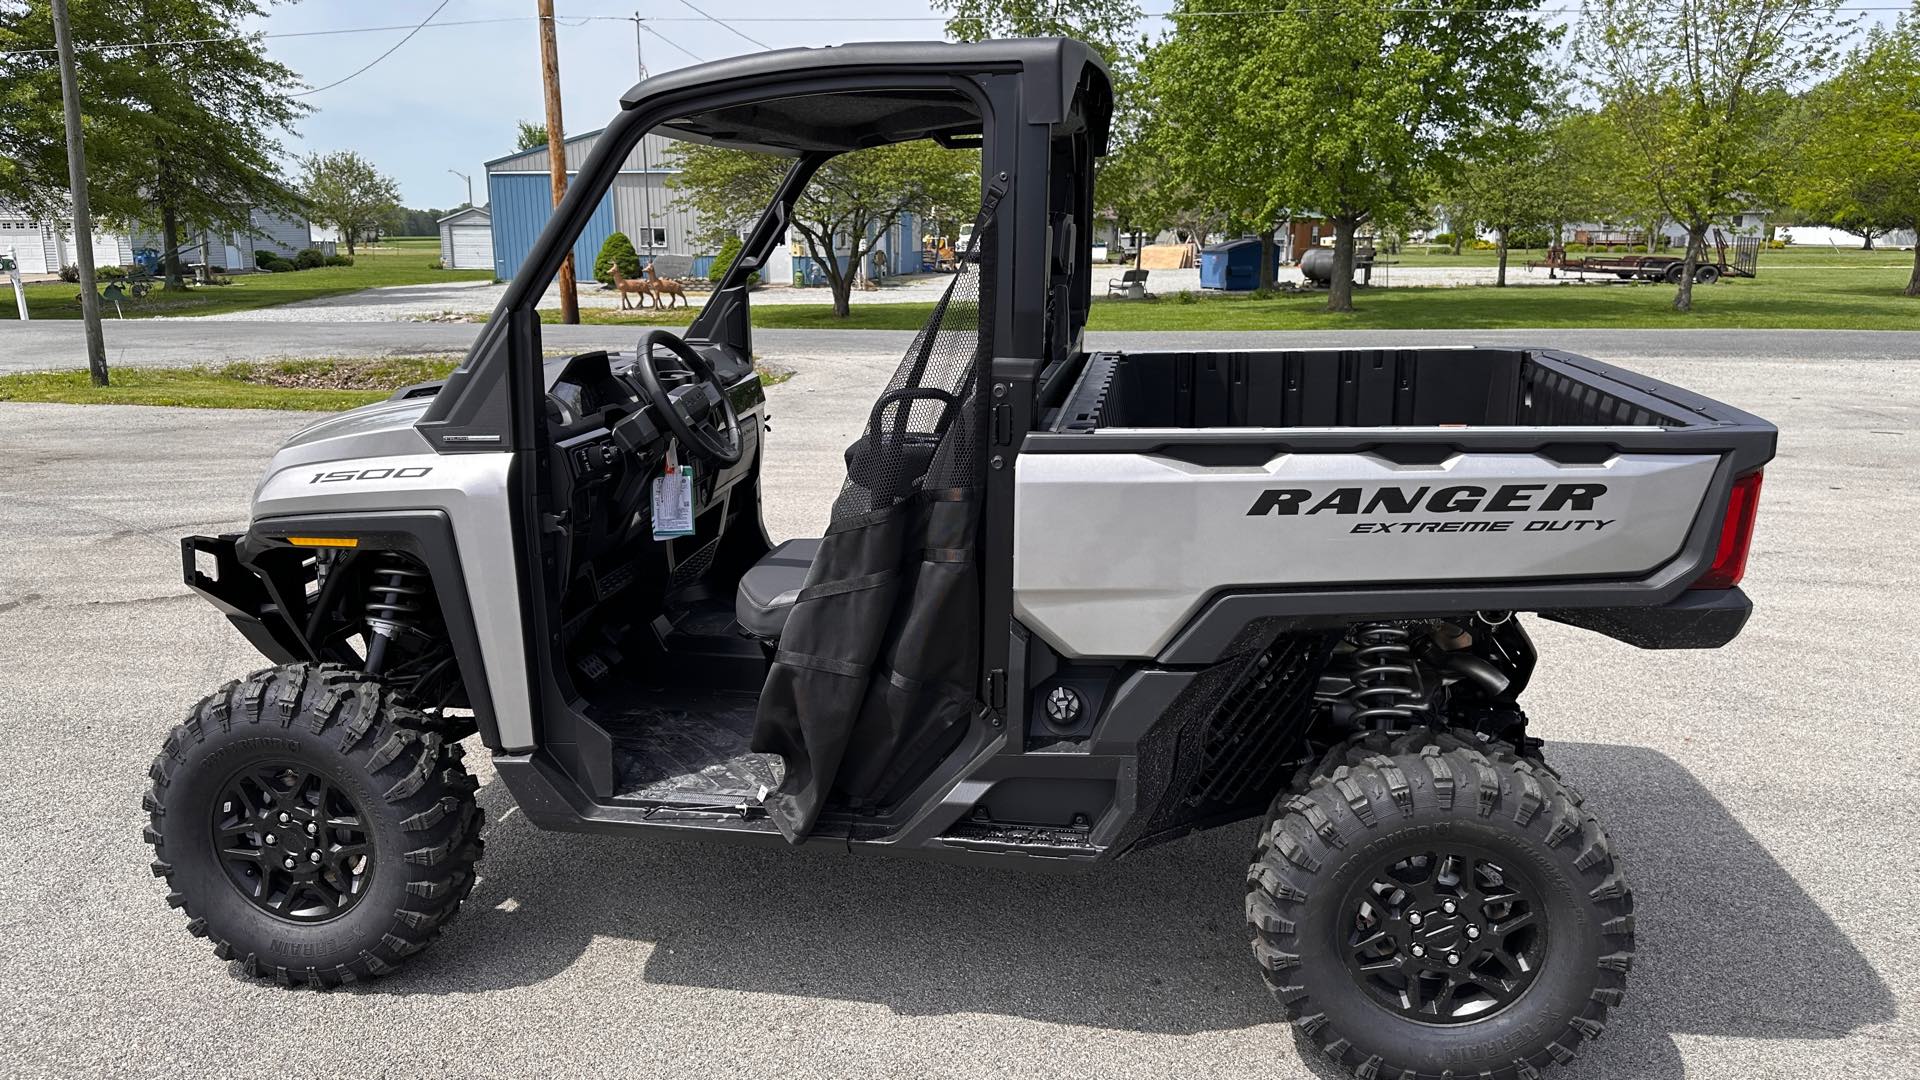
[260,256,295,273]
[707,233,759,286]
[325,254,354,267]
[1432,232,1456,249]
[427,258,444,269]
[1506,228,1551,250]
[58,264,81,283]
[254,249,279,270]
[593,231,639,284]
[293,247,326,270]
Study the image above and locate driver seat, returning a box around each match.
[735,537,821,641]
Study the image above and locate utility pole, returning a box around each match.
[633,15,656,259]
[50,0,108,385]
[536,0,578,323]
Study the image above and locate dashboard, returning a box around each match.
[541,346,764,584]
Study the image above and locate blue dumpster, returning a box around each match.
[1198,238,1275,291]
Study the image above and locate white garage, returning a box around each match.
[0,216,50,275]
[438,206,492,270]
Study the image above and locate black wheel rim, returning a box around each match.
[1340,844,1547,1024]
[211,762,374,922]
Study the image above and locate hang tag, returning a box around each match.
[652,444,695,540]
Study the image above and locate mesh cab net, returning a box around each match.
[750,193,1000,841]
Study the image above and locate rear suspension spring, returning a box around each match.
[1348,622,1427,727]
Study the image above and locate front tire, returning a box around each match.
[1247,731,1633,1079]
[144,664,484,987]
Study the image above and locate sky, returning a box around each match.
[250,0,953,208]
[246,1,1909,209]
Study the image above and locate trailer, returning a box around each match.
[1531,228,1760,284]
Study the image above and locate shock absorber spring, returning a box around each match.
[363,554,429,676]
[1348,622,1427,727]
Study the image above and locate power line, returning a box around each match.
[293,0,452,97]
[640,24,707,63]
[672,0,773,50]
[4,5,1909,58]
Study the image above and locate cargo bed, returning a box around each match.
[1016,347,1776,658]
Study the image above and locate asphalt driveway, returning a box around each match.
[0,340,1914,1078]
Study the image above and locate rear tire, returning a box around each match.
[1695,264,1721,284]
[144,664,484,988]
[1247,730,1632,1080]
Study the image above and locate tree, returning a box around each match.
[1453,111,1613,285]
[1141,16,1297,289]
[593,231,639,284]
[1792,8,1920,293]
[1578,0,1854,311]
[1149,0,1556,311]
[1,0,308,289]
[300,151,402,255]
[669,142,977,317]
[515,120,548,152]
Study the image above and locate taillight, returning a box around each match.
[1691,469,1763,590]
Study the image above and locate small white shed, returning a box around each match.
[438,206,492,270]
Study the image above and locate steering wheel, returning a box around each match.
[629,329,742,466]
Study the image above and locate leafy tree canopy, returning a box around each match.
[1577,0,1855,309]
[669,141,977,316]
[515,120,548,152]
[1789,6,1920,292]
[299,150,402,255]
[0,0,308,285]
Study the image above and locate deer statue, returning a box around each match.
[609,265,654,310]
[643,263,686,309]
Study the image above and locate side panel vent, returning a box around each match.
[1181,634,1330,809]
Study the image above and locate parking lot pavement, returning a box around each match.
[0,343,1915,1078]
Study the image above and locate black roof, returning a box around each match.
[620,38,1111,155]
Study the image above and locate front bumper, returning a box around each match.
[182,534,302,663]
[1541,587,1752,649]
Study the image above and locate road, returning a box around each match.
[0,341,1914,1078]
[6,316,1920,372]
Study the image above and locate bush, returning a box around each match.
[1506,228,1551,250]
[707,233,759,286]
[593,231,639,284]
[293,247,326,270]
[325,254,354,267]
[97,265,129,280]
[260,256,295,273]
[1432,232,1457,249]
[427,258,444,269]
[58,264,81,283]
[254,249,279,270]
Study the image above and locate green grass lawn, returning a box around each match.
[538,267,1920,332]
[0,354,793,410]
[2,238,490,320]
[1391,244,1919,270]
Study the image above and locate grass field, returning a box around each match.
[537,265,1920,331]
[2,238,489,320]
[0,354,794,410]
[1390,244,1920,269]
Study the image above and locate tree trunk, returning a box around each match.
[160,202,185,290]
[1449,230,1464,256]
[1327,217,1358,313]
[1906,242,1919,297]
[1258,226,1278,292]
[827,241,858,318]
[344,228,358,256]
[1862,232,1875,251]
[1495,227,1510,287]
[1673,222,1707,313]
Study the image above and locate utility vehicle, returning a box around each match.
[145,39,1774,1080]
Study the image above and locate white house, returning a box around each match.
[0,202,331,275]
